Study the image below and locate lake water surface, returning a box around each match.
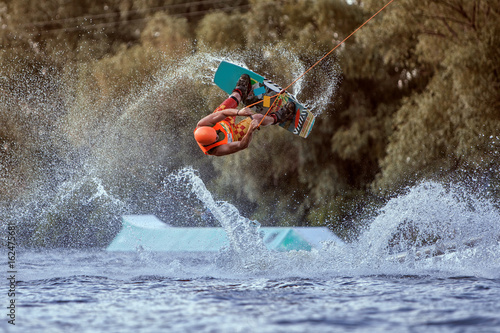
[4,242,499,333]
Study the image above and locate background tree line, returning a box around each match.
[1,0,499,246]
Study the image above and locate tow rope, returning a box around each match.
[252,0,396,127]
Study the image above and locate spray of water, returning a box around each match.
[3,46,498,278]
[165,167,500,278]
[2,45,336,247]
[169,167,271,271]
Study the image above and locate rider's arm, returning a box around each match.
[196,108,254,127]
[211,119,258,156]
[196,109,238,127]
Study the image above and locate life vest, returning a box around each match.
[195,121,233,155]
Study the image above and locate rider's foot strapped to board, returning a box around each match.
[271,101,295,124]
[233,74,252,102]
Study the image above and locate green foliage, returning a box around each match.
[367,0,500,191]
[196,11,246,50]
[141,13,192,54]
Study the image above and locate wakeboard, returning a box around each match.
[214,61,315,138]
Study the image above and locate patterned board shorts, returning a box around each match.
[213,96,252,142]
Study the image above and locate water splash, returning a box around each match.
[24,169,127,248]
[4,46,497,279]
[323,181,500,277]
[361,182,500,255]
[2,45,337,248]
[164,169,500,278]
[169,167,271,271]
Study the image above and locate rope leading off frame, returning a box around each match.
[254,0,396,127]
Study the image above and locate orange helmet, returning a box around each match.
[194,126,217,145]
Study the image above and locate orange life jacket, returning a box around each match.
[195,121,233,155]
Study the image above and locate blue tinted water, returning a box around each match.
[7,249,500,333]
[5,172,500,333]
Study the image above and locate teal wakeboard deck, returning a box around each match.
[214,61,315,138]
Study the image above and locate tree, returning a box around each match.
[359,0,500,190]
